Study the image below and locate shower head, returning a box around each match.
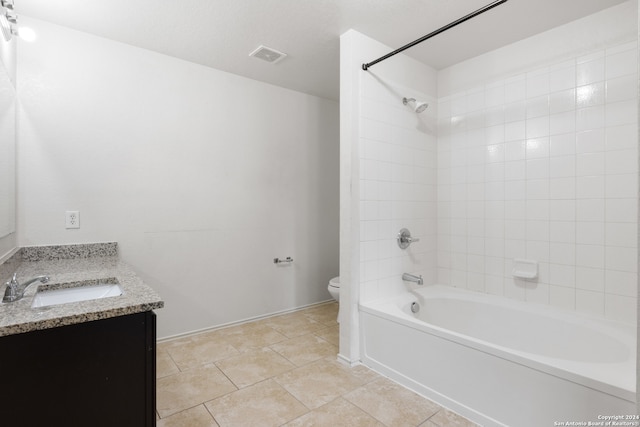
[403,97,429,113]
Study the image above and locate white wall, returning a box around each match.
[17,18,339,338]
[340,29,437,363]
[436,3,638,324]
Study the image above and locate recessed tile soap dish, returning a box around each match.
[512,259,538,279]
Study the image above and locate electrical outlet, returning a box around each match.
[65,211,80,229]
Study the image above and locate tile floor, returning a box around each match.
[156,302,477,427]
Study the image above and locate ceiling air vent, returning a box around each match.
[249,45,287,64]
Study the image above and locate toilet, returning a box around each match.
[328,276,340,322]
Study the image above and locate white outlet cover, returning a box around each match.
[65,211,80,229]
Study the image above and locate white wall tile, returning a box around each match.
[526,179,549,200]
[526,158,549,179]
[486,83,505,107]
[436,38,637,322]
[505,121,526,142]
[550,263,575,286]
[576,244,604,268]
[550,242,575,265]
[550,133,576,156]
[550,221,576,243]
[526,137,550,158]
[605,173,637,198]
[577,58,605,85]
[605,198,637,223]
[605,270,638,297]
[526,240,550,262]
[576,152,605,175]
[576,267,605,292]
[504,101,526,123]
[605,100,638,127]
[505,161,526,181]
[526,95,550,118]
[576,129,605,153]
[576,176,605,199]
[606,74,637,103]
[549,156,575,178]
[605,222,637,248]
[550,111,576,135]
[606,124,637,150]
[526,117,550,139]
[549,177,576,199]
[606,48,638,79]
[549,89,576,113]
[549,65,576,92]
[526,71,550,98]
[576,199,605,222]
[576,83,605,108]
[486,163,505,182]
[576,221,605,245]
[576,105,605,131]
[505,75,526,103]
[605,246,637,272]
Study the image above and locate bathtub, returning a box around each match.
[359,285,637,427]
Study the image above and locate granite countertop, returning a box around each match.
[0,255,164,337]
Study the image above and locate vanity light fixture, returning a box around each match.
[0,0,17,42]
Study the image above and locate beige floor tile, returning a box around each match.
[313,325,339,348]
[262,312,326,338]
[157,350,180,378]
[157,405,219,427]
[216,321,288,351]
[157,364,237,418]
[205,379,308,427]
[158,336,191,352]
[271,333,338,366]
[300,303,339,326]
[420,422,439,427]
[165,332,239,371]
[284,397,385,427]
[274,357,378,409]
[427,409,478,427]
[215,347,295,388]
[345,377,441,427]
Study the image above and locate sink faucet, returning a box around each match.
[402,273,423,285]
[3,273,50,303]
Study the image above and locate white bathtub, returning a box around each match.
[359,285,637,427]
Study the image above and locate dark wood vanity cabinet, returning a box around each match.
[0,311,156,427]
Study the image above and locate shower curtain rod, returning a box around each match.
[362,0,509,71]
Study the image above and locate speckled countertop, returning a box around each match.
[0,244,164,337]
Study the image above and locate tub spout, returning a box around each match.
[402,273,423,285]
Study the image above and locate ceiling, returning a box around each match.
[17,0,631,100]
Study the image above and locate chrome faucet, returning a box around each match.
[3,273,50,303]
[402,273,423,285]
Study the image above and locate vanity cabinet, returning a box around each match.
[0,311,156,427]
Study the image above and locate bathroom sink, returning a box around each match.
[31,283,123,308]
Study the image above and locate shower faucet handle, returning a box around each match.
[397,228,419,249]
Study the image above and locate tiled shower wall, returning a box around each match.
[437,41,638,323]
[358,73,438,303]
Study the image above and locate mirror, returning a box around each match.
[0,61,15,239]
